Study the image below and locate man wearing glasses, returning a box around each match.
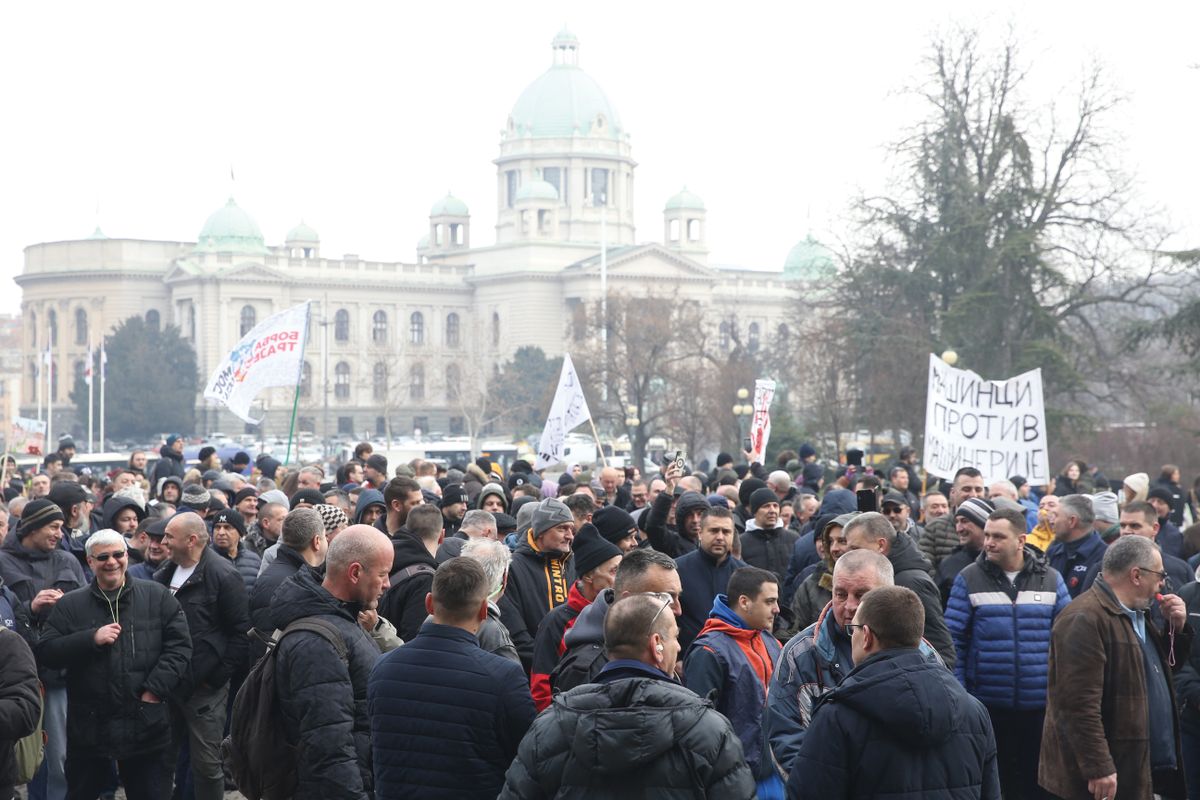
[787,585,999,799]
[1040,534,1191,800]
[500,592,755,799]
[38,529,192,799]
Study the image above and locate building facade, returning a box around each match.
[15,29,828,442]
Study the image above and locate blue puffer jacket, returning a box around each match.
[944,548,1069,710]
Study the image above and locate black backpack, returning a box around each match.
[221,617,347,800]
[549,640,609,695]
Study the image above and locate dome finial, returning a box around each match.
[551,26,580,67]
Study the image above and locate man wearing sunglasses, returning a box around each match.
[37,529,192,800]
[1040,534,1191,800]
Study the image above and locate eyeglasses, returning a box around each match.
[845,622,868,636]
[91,551,127,562]
[1138,566,1169,582]
[642,591,675,639]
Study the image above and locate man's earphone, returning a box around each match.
[655,644,664,653]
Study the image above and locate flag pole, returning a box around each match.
[46,349,53,456]
[87,341,94,454]
[588,416,608,468]
[99,339,106,451]
[282,302,312,467]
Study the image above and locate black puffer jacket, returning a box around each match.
[788,648,999,799]
[0,627,39,790]
[378,532,438,643]
[151,445,185,495]
[887,532,957,669]
[497,532,575,671]
[37,578,191,759]
[739,524,800,585]
[154,547,250,694]
[499,660,755,799]
[270,568,381,800]
[217,545,261,594]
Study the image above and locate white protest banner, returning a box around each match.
[748,379,776,464]
[10,417,46,455]
[923,353,1049,484]
[534,353,592,470]
[204,301,310,424]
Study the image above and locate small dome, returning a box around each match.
[86,225,108,240]
[515,179,559,203]
[285,220,319,244]
[430,193,469,217]
[195,197,268,254]
[417,234,430,250]
[665,187,705,212]
[784,235,837,282]
[508,32,622,139]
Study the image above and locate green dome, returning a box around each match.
[195,197,268,254]
[515,179,559,202]
[508,33,622,139]
[665,187,705,212]
[417,234,430,249]
[285,220,319,243]
[784,235,836,282]
[430,193,469,217]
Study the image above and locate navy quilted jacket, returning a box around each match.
[944,548,1069,710]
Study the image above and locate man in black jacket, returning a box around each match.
[641,464,709,557]
[501,593,754,799]
[740,486,800,587]
[369,557,535,799]
[156,511,250,800]
[378,503,441,642]
[249,507,328,659]
[844,511,956,668]
[39,530,192,800]
[0,627,40,800]
[272,524,392,800]
[788,586,999,799]
[151,435,186,498]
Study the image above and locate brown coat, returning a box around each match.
[1039,578,1191,800]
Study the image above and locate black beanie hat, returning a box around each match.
[492,511,518,537]
[441,483,468,508]
[738,477,767,509]
[572,523,622,577]
[592,505,637,546]
[211,507,247,538]
[18,499,66,539]
[198,446,217,464]
[289,488,326,508]
[749,487,779,515]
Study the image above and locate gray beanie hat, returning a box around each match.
[531,497,573,538]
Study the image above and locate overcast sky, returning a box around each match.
[2,2,1197,315]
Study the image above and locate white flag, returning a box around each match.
[204,302,310,424]
[534,353,592,470]
[748,379,776,464]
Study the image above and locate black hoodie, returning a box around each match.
[151,445,185,495]
[377,532,438,642]
[886,532,956,668]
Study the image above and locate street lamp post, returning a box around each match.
[732,386,752,447]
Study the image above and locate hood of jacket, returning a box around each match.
[255,454,281,481]
[827,648,963,746]
[674,491,710,538]
[888,527,934,575]
[515,527,572,565]
[564,587,613,648]
[552,675,711,774]
[697,593,759,639]
[158,444,183,463]
[1,528,51,561]
[101,495,144,530]
[464,463,489,487]
[353,488,386,524]
[390,529,437,572]
[817,488,856,516]
[269,564,359,631]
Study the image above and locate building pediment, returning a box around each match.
[564,243,716,282]
[163,258,290,285]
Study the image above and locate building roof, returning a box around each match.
[508,32,622,139]
[430,193,469,217]
[515,179,560,202]
[664,187,705,212]
[783,235,836,281]
[195,197,268,255]
[285,220,319,244]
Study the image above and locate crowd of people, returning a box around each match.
[1,435,1199,800]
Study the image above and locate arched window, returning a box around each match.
[48,309,57,347]
[446,364,461,401]
[299,361,312,398]
[240,305,256,337]
[186,304,196,341]
[373,362,388,400]
[777,322,789,343]
[146,309,160,331]
[718,320,730,350]
[29,361,37,403]
[74,308,88,346]
[748,322,760,353]
[334,309,350,342]
[50,359,58,398]
[372,310,388,344]
[73,360,85,387]
[335,362,350,400]
[445,313,460,347]
[29,310,37,349]
[410,312,424,345]
[410,364,425,400]
[492,311,500,347]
